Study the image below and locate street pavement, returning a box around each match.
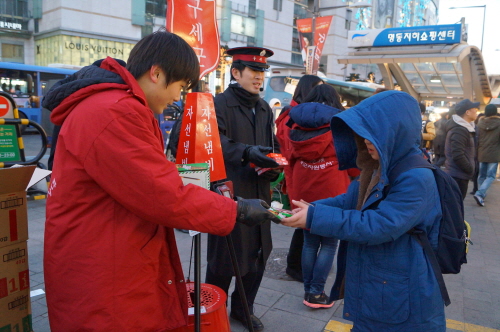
[21,135,500,332]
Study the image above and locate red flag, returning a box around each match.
[296,16,333,75]
[176,93,226,181]
[167,0,220,79]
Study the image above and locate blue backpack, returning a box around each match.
[387,153,472,306]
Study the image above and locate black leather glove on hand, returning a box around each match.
[259,168,282,181]
[244,145,280,168]
[236,197,281,226]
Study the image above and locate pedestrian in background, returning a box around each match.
[473,104,500,206]
[444,99,478,199]
[205,46,280,332]
[433,111,451,167]
[281,91,445,332]
[286,84,356,308]
[275,74,324,282]
[420,103,436,151]
[42,30,278,332]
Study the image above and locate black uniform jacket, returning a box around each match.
[207,87,278,276]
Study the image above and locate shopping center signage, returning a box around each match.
[0,21,22,30]
[348,24,462,48]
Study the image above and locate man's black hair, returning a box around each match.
[293,75,324,104]
[126,29,199,90]
[230,61,247,81]
[304,84,345,110]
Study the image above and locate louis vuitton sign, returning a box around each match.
[64,42,124,55]
[35,35,135,67]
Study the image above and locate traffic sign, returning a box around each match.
[0,95,13,118]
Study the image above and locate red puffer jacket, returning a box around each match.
[287,102,359,205]
[275,100,298,197]
[44,57,236,331]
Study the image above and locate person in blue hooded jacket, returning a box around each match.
[281,90,445,332]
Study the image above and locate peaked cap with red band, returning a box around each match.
[226,47,274,72]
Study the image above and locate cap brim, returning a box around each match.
[240,61,269,72]
[472,102,480,108]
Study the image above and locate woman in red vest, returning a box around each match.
[275,75,323,282]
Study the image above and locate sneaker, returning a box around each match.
[304,292,310,300]
[473,194,485,207]
[303,292,334,309]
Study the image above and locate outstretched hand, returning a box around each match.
[280,200,309,229]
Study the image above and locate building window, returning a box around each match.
[292,53,303,66]
[231,14,256,37]
[1,43,24,63]
[0,0,28,18]
[0,0,30,30]
[249,0,256,17]
[146,0,166,17]
[345,9,352,29]
[273,0,283,11]
[292,29,300,52]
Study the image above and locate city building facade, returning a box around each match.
[0,0,439,84]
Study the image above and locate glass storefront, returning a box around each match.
[35,35,136,67]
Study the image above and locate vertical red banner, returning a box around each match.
[167,0,220,79]
[176,93,226,181]
[296,16,333,75]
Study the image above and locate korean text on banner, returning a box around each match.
[296,16,333,75]
[167,0,220,79]
[175,93,226,182]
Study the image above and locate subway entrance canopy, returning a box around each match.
[338,24,495,106]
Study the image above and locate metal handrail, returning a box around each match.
[0,118,48,168]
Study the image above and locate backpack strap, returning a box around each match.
[409,228,451,306]
[387,154,431,184]
[386,154,451,306]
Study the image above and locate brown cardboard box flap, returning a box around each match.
[0,166,36,195]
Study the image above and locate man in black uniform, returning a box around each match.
[206,47,280,331]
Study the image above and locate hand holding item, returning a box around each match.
[244,145,280,168]
[236,197,281,226]
[280,200,309,229]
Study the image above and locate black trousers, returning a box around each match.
[286,228,303,280]
[205,264,265,316]
[452,177,469,200]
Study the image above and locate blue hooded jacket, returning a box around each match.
[306,91,445,332]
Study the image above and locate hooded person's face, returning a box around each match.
[364,139,380,160]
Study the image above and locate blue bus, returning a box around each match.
[262,71,382,111]
[0,62,77,138]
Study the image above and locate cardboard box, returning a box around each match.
[0,166,35,249]
[0,288,32,332]
[0,242,29,300]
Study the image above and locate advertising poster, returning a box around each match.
[296,16,333,74]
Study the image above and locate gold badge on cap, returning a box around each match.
[260,50,266,56]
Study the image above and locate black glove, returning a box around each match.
[236,197,281,226]
[243,145,280,168]
[259,168,282,181]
